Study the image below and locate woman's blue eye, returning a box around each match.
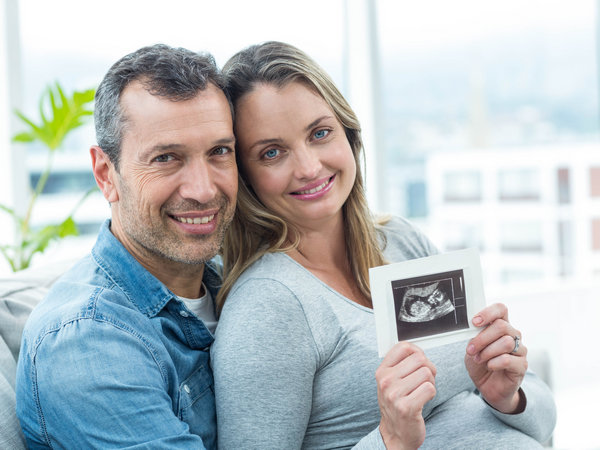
[264,149,279,159]
[314,129,329,139]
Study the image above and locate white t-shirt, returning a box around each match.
[179,283,217,335]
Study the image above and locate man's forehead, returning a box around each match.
[122,81,228,116]
[117,83,233,157]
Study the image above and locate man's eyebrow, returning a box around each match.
[304,115,334,132]
[150,143,183,152]
[139,143,182,159]
[214,136,236,146]
[143,137,236,157]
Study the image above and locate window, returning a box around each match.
[593,218,600,251]
[443,171,482,202]
[443,222,483,251]
[557,220,573,275]
[590,167,600,197]
[498,168,540,201]
[499,221,543,252]
[557,167,570,204]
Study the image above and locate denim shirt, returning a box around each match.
[16,220,219,449]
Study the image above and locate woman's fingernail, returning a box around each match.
[467,344,475,354]
[473,316,483,326]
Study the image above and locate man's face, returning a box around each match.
[108,81,237,271]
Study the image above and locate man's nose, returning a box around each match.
[178,160,218,204]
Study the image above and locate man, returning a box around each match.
[16,44,237,448]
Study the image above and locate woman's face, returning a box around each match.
[234,81,356,232]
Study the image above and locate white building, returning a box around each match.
[426,142,600,286]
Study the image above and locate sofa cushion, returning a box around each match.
[0,259,76,450]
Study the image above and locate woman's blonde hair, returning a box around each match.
[216,41,387,312]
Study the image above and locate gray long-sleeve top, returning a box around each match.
[212,217,556,449]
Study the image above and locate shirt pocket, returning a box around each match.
[178,363,216,447]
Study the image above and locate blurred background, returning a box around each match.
[1,0,598,447]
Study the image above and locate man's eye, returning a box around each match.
[154,154,174,163]
[263,148,280,160]
[314,129,329,139]
[212,146,231,156]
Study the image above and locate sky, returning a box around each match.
[17,0,595,67]
[17,0,345,67]
[13,0,596,147]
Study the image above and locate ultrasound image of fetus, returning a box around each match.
[397,281,455,323]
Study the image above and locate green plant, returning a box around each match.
[0,81,96,271]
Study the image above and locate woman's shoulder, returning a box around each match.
[220,252,346,331]
[222,252,311,316]
[216,252,341,360]
[377,215,439,261]
[229,252,297,293]
[378,214,425,235]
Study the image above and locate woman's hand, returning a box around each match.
[465,303,528,414]
[376,342,437,449]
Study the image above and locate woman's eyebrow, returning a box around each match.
[304,115,334,132]
[248,138,282,152]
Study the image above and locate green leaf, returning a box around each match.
[12,81,96,151]
[24,216,79,259]
[12,132,36,143]
[0,203,16,217]
[4,80,96,272]
[73,89,95,104]
[0,204,24,229]
[0,245,17,272]
[58,216,78,238]
[0,203,25,228]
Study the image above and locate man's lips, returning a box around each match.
[171,214,215,224]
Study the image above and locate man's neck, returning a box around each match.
[141,258,206,299]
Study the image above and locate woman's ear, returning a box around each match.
[90,146,119,203]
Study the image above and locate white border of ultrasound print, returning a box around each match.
[369,248,487,357]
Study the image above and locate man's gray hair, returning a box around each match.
[94,43,228,171]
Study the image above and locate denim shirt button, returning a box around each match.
[183,384,191,394]
[179,310,189,318]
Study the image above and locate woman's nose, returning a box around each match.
[293,147,322,180]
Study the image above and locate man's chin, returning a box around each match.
[165,243,221,266]
[155,223,227,265]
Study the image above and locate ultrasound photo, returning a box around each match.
[391,269,469,341]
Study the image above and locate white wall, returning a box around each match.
[0,0,28,273]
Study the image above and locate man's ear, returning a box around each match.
[90,146,119,203]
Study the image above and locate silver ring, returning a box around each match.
[511,335,520,353]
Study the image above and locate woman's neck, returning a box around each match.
[287,215,372,308]
[287,214,346,268]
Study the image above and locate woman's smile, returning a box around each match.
[290,175,336,199]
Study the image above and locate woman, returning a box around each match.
[211,41,556,449]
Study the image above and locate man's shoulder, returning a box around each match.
[22,253,126,343]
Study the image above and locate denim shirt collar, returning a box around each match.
[91,219,221,318]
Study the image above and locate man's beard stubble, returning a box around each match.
[118,191,235,267]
